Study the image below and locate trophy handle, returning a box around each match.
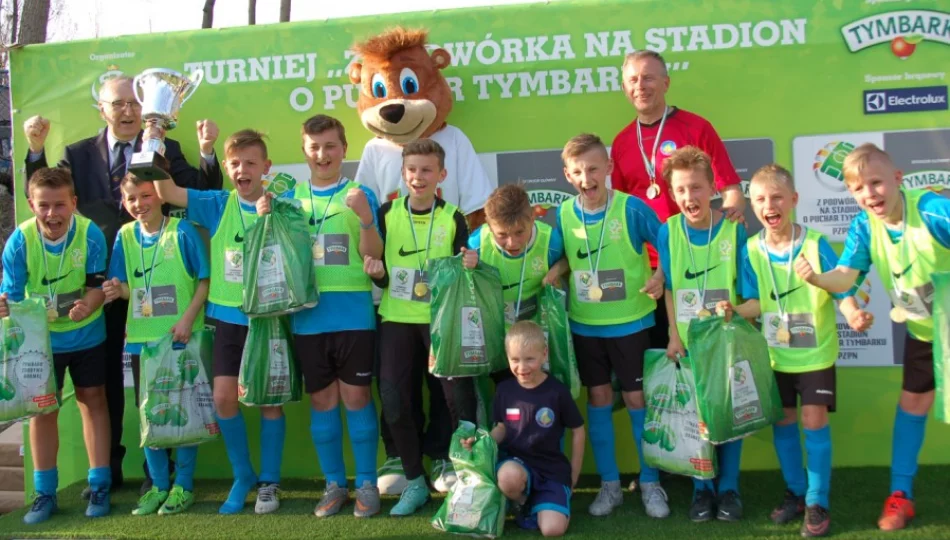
[132,74,147,105]
[180,69,203,105]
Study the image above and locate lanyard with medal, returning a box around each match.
[636,106,669,200]
[501,233,531,320]
[684,214,714,318]
[580,192,611,302]
[762,226,799,345]
[889,194,912,324]
[308,177,346,260]
[38,218,73,323]
[407,198,437,298]
[138,217,167,318]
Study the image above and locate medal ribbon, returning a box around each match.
[683,214,715,309]
[38,216,74,312]
[635,106,669,194]
[761,225,799,321]
[307,176,347,240]
[406,198,437,274]
[580,192,611,279]
[138,217,167,310]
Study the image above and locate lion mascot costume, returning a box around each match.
[350,27,495,229]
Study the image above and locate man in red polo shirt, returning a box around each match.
[611,50,746,350]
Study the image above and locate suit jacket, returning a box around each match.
[24,129,223,259]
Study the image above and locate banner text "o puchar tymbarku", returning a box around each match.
[180,19,807,112]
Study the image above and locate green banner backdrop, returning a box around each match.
[9,0,950,492]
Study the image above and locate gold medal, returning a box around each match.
[697,308,712,318]
[776,327,792,344]
[646,183,661,200]
[141,301,153,318]
[46,308,58,322]
[588,285,604,301]
[414,282,429,298]
[890,307,908,324]
[312,241,325,260]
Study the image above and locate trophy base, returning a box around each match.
[129,151,172,181]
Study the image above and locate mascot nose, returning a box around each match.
[380,103,405,124]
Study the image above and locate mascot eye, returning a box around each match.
[399,68,420,95]
[371,73,387,98]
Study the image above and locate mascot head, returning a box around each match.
[350,27,453,145]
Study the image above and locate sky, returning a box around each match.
[45,0,546,42]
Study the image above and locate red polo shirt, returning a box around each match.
[610,106,740,267]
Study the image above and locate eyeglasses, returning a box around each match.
[105,100,142,110]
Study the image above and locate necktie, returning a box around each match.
[110,141,130,205]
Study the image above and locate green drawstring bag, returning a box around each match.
[0,298,58,421]
[535,285,581,399]
[429,256,507,378]
[933,272,950,423]
[432,421,506,538]
[140,330,219,448]
[238,316,302,406]
[642,349,716,478]
[243,197,318,317]
[685,315,783,443]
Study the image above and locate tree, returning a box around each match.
[248,0,256,25]
[202,0,215,29]
[279,0,290,22]
[16,0,48,44]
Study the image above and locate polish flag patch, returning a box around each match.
[506,408,521,422]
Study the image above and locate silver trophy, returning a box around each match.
[129,67,203,180]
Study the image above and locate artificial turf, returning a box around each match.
[2,467,950,539]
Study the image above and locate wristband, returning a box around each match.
[360,219,375,230]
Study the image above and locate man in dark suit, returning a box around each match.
[22,75,223,493]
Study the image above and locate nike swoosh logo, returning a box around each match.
[577,245,607,260]
[684,264,720,281]
[133,262,162,279]
[769,285,803,301]
[502,281,522,291]
[234,232,244,243]
[310,211,342,227]
[399,246,425,257]
[41,270,72,286]
[893,262,913,280]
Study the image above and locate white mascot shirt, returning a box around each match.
[354,125,496,215]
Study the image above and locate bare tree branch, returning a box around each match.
[201,0,215,29]
[279,0,290,23]
[248,0,256,25]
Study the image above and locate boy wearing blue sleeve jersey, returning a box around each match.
[0,168,111,523]
[796,144,950,532]
[552,134,667,518]
[720,165,865,537]
[256,115,383,518]
[103,174,210,515]
[153,130,286,515]
[462,184,565,384]
[655,147,746,523]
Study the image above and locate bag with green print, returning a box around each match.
[642,349,716,479]
[428,256,507,378]
[686,315,783,444]
[139,330,218,448]
[534,285,581,399]
[431,420,505,538]
[932,272,950,423]
[243,197,319,317]
[0,298,59,421]
[238,316,302,406]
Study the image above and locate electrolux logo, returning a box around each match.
[863,86,948,114]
